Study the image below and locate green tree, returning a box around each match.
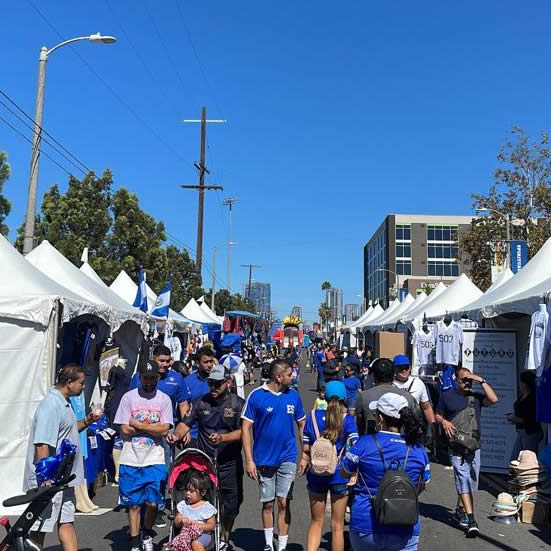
[0,151,11,237]
[318,302,331,334]
[205,289,256,316]
[460,127,551,290]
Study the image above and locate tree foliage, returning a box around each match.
[204,289,256,316]
[0,151,12,236]
[460,127,551,290]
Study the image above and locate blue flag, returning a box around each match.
[133,267,148,312]
[151,281,171,318]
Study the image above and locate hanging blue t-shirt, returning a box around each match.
[343,376,362,402]
[241,384,306,466]
[129,369,191,423]
[303,410,358,485]
[537,371,551,423]
[342,432,430,537]
[183,372,210,439]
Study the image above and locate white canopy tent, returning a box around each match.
[356,303,385,330]
[0,236,100,515]
[397,282,447,326]
[197,296,224,324]
[181,297,222,325]
[402,274,482,330]
[486,268,514,293]
[343,305,373,331]
[374,294,415,330]
[27,241,147,331]
[461,237,551,319]
[79,261,108,288]
[109,270,194,329]
[380,291,427,329]
[361,299,401,330]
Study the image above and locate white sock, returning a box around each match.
[264,528,273,548]
[278,535,289,550]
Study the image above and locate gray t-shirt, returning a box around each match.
[356,383,419,435]
[23,388,84,490]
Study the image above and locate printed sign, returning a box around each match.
[509,240,528,274]
[462,329,518,473]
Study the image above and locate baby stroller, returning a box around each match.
[167,448,221,551]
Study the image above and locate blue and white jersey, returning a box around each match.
[241,384,306,466]
[434,321,463,366]
[526,310,548,375]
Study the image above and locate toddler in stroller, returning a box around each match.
[165,450,220,551]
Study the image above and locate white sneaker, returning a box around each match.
[141,535,154,551]
[130,547,140,551]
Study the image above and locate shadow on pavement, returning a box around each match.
[529,527,551,545]
[419,501,454,525]
[476,532,533,551]
[104,526,129,550]
[232,528,303,551]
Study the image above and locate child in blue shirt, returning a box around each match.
[343,364,362,414]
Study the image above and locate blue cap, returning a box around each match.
[393,354,410,367]
[325,381,346,401]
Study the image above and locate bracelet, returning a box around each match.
[480,379,487,384]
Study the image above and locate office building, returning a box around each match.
[363,214,473,307]
[344,303,361,323]
[245,281,271,318]
[291,306,302,319]
[327,287,343,323]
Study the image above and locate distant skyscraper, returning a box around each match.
[344,304,360,323]
[291,306,302,319]
[327,288,343,323]
[244,281,271,318]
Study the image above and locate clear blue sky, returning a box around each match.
[2,1,551,323]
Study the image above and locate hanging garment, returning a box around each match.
[434,320,463,366]
[525,308,549,376]
[412,329,436,374]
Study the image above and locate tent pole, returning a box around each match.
[48,300,60,387]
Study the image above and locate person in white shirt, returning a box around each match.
[392,355,435,427]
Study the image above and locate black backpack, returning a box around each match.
[361,435,419,527]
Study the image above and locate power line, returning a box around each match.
[0,93,90,175]
[0,113,73,176]
[25,0,188,164]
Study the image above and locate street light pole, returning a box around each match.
[223,197,237,291]
[476,207,513,270]
[23,33,116,255]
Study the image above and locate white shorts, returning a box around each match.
[31,487,76,533]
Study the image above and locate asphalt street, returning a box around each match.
[14,369,551,550]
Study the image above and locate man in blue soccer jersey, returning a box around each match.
[241,360,306,551]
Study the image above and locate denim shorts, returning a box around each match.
[307,479,349,498]
[450,448,480,494]
[347,397,357,410]
[258,462,296,502]
[350,531,419,551]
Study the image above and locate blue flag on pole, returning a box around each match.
[133,267,148,312]
[151,281,171,318]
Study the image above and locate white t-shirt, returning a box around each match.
[412,330,436,368]
[233,362,246,398]
[393,376,430,404]
[526,309,549,376]
[435,321,463,366]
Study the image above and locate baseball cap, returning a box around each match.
[393,354,410,367]
[208,364,228,381]
[325,381,346,401]
[369,392,409,419]
[140,360,160,377]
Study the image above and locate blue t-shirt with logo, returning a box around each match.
[129,369,190,423]
[315,352,325,373]
[183,372,210,439]
[303,410,358,485]
[241,384,306,466]
[342,432,431,536]
[343,376,362,402]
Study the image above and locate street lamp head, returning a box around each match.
[475,207,488,213]
[88,33,117,44]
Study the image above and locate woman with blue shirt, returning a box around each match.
[342,393,430,551]
[300,381,358,551]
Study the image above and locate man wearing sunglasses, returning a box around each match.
[169,364,245,550]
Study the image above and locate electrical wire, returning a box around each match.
[0,95,89,175]
[0,113,74,176]
[25,0,188,164]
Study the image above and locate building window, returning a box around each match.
[427,243,458,259]
[396,243,411,258]
[428,261,459,277]
[427,225,458,242]
[396,260,412,275]
[396,224,411,241]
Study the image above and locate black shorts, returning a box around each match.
[218,461,244,520]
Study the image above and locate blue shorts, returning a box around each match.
[307,479,349,498]
[119,464,168,507]
[346,397,357,410]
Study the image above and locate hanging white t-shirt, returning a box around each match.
[435,320,463,366]
[412,329,436,369]
[393,376,430,404]
[525,309,549,376]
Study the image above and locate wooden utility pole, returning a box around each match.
[182,106,225,275]
[241,264,262,303]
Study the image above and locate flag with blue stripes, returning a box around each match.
[151,281,171,318]
[133,267,148,313]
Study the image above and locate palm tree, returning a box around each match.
[321,281,332,310]
[318,302,331,336]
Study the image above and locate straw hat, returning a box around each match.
[510,450,540,471]
[491,493,518,517]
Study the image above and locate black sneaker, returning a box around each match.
[154,510,167,528]
[453,507,468,528]
[467,519,480,538]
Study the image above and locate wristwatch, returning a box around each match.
[479,379,487,384]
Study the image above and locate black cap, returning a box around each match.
[140,359,160,377]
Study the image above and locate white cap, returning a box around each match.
[369,392,409,419]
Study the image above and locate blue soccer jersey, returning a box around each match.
[241,384,306,466]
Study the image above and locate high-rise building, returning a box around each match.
[326,287,343,323]
[244,281,271,318]
[291,306,302,319]
[363,214,474,307]
[344,303,361,323]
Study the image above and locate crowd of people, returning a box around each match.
[23,339,512,551]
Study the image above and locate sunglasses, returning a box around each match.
[458,378,472,384]
[207,379,226,388]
